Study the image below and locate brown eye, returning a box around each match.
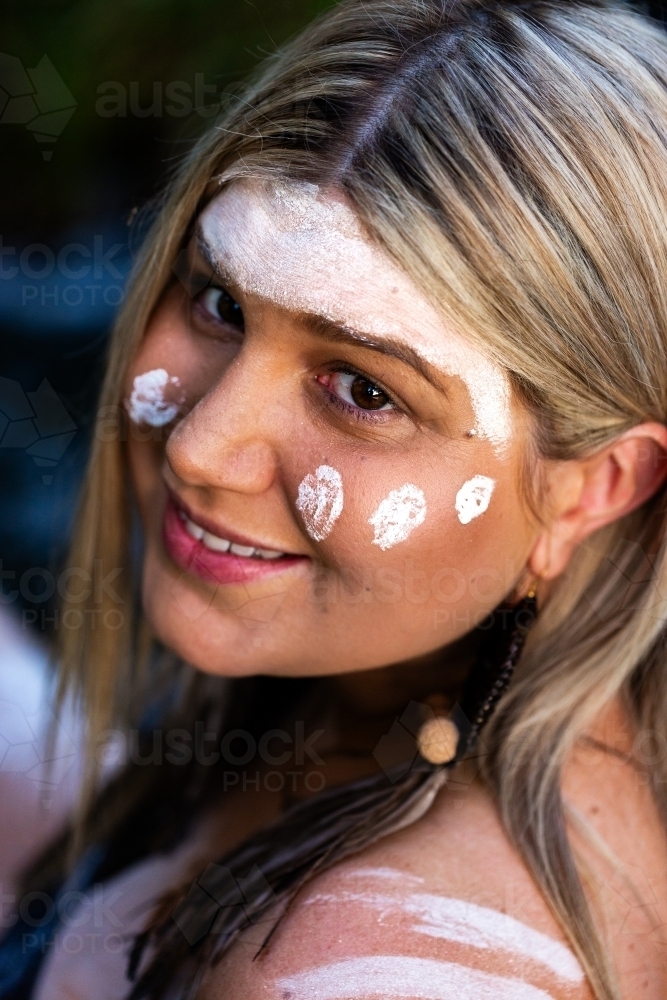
[199,287,245,330]
[349,375,390,410]
[320,371,394,413]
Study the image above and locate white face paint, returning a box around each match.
[199,179,512,450]
[126,369,181,427]
[455,475,495,525]
[369,484,427,551]
[305,884,583,984]
[296,465,344,541]
[275,956,556,1000]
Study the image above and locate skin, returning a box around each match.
[33,704,667,1000]
[127,186,667,679]
[127,277,535,675]
[201,711,667,1000]
[121,182,667,997]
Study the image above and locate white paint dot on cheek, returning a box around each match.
[296,465,344,541]
[455,475,495,525]
[126,369,182,427]
[369,484,427,551]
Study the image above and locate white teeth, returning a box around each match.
[184,517,203,541]
[230,543,255,557]
[182,513,285,559]
[202,530,231,552]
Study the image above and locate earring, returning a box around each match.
[416,694,459,765]
[417,582,539,767]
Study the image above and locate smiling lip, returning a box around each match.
[162,496,308,586]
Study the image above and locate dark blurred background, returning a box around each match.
[0,0,335,639]
[2,0,667,642]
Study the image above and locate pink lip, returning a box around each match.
[162,497,308,587]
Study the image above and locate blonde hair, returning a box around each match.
[57,1,667,995]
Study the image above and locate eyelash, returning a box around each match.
[317,367,400,424]
[191,282,245,333]
[187,278,401,426]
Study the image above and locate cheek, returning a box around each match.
[296,465,345,542]
[360,470,523,614]
[294,456,525,588]
[125,296,186,394]
[455,475,496,525]
[123,291,237,429]
[126,368,183,428]
[368,484,427,551]
[124,324,189,437]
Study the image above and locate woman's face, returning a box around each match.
[125,178,539,678]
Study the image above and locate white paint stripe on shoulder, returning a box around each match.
[275,955,556,1000]
[344,866,424,884]
[303,889,583,983]
[406,894,583,984]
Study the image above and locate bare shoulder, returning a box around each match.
[202,773,592,1000]
[202,699,667,1000]
[562,699,667,997]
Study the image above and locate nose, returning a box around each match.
[165,358,280,495]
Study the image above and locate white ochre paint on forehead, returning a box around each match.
[199,179,512,451]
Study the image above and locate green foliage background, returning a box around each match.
[1,0,336,241]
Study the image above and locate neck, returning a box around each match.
[331,632,479,717]
[280,635,481,802]
[319,633,479,761]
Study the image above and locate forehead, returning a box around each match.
[198,177,424,338]
[198,178,512,451]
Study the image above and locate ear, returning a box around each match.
[528,423,667,580]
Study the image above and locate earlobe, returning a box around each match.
[527,525,571,581]
[527,423,667,582]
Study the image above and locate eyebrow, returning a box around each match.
[299,314,447,391]
[193,226,447,392]
[194,227,237,289]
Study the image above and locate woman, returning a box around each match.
[3,0,667,997]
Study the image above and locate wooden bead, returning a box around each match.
[417,716,459,765]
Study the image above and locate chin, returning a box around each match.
[141,556,233,671]
[145,602,260,677]
[140,555,294,678]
